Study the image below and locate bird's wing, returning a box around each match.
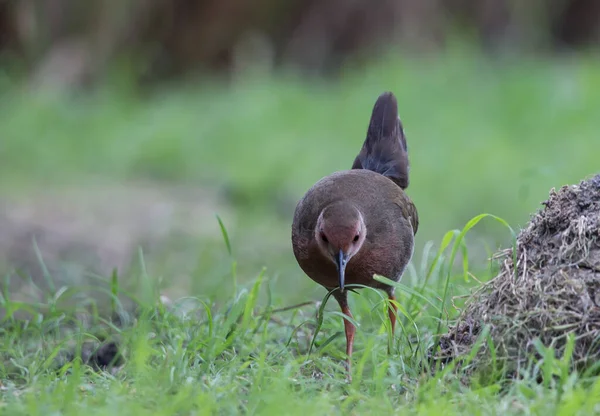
[394,192,419,235]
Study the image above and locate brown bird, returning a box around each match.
[291,91,418,372]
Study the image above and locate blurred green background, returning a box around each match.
[0,0,599,310]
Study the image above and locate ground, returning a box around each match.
[0,48,600,414]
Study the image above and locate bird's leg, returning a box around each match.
[387,291,398,335]
[341,303,355,365]
[387,290,398,354]
[334,289,355,379]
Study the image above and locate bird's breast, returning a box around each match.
[296,242,406,291]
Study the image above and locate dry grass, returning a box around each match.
[438,174,600,374]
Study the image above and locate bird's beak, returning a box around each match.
[336,250,349,292]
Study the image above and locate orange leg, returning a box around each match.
[387,292,398,335]
[387,292,398,354]
[334,290,355,381]
[340,303,355,369]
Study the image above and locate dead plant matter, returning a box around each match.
[438,174,600,373]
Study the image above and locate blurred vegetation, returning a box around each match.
[0,0,599,87]
[1,48,599,303]
[0,0,598,305]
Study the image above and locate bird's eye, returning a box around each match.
[321,234,328,243]
[353,234,359,242]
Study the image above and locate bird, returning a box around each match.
[291,91,418,374]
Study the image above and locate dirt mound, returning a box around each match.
[438,174,600,373]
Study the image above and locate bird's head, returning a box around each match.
[315,201,367,292]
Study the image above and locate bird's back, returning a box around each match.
[293,169,417,236]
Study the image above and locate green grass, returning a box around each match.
[1,216,598,415]
[1,47,600,414]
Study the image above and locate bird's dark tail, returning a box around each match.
[351,91,410,189]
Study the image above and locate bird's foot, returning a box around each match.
[344,358,352,383]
